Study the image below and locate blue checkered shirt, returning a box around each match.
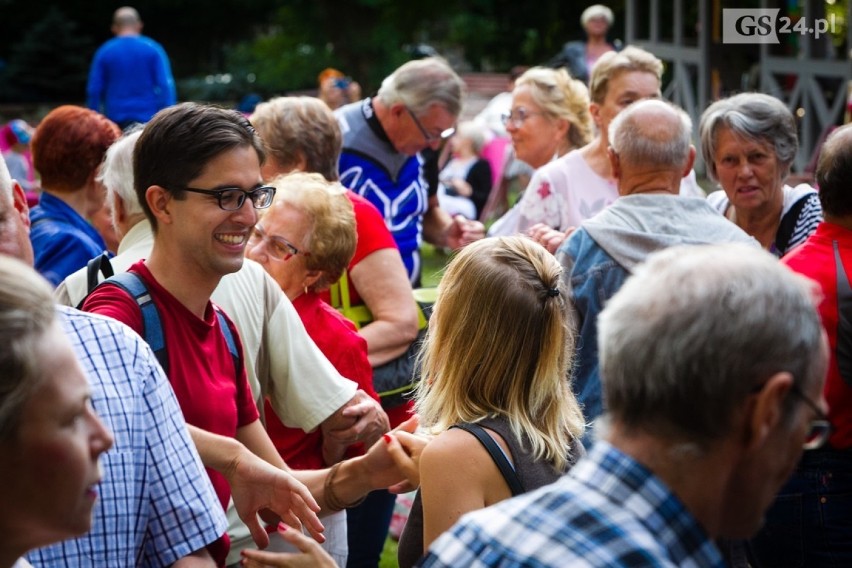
[27,307,226,567]
[419,441,725,567]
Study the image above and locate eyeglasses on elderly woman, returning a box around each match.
[247,225,310,261]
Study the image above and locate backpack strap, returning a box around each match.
[214,306,242,379]
[100,272,169,375]
[451,422,525,496]
[834,241,852,388]
[86,252,114,296]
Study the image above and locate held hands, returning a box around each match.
[356,414,423,493]
[384,428,431,490]
[240,523,337,568]
[446,215,485,250]
[323,389,390,450]
[225,449,325,549]
[526,223,573,254]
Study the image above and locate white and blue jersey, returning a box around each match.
[337,98,429,283]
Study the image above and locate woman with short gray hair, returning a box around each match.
[700,92,822,256]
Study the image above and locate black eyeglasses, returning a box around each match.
[247,225,309,261]
[789,383,832,450]
[176,185,276,211]
[501,108,547,129]
[404,106,456,143]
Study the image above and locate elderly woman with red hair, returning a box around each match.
[29,106,120,285]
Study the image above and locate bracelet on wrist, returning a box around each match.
[324,461,368,512]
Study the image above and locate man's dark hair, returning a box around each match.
[134,102,265,228]
[816,124,852,218]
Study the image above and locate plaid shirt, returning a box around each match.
[419,441,725,568]
[27,307,226,567]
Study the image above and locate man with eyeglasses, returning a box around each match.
[422,242,829,568]
[336,57,484,285]
[79,103,414,565]
[749,123,852,567]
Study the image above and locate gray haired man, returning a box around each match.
[422,242,828,567]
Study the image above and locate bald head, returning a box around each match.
[112,6,142,34]
[609,99,693,169]
[816,123,852,219]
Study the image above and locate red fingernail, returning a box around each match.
[383,434,391,444]
[278,522,288,532]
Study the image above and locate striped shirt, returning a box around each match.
[706,183,822,257]
[419,442,725,568]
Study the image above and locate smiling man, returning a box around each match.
[336,57,484,287]
[81,103,412,566]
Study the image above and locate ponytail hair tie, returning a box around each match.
[546,288,560,298]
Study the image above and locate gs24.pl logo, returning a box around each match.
[723,9,837,44]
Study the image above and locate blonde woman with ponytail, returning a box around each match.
[397,236,585,568]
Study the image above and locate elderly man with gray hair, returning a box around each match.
[556,98,757,439]
[336,57,484,287]
[422,242,829,566]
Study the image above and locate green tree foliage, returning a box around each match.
[0,7,93,102]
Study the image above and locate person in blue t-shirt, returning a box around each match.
[86,7,176,128]
[28,106,120,286]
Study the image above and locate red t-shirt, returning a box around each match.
[265,291,379,470]
[318,190,415,427]
[783,222,852,449]
[82,260,260,510]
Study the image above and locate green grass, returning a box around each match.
[419,243,451,288]
[379,536,400,568]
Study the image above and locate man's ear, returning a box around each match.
[145,186,173,225]
[742,372,793,453]
[390,102,406,119]
[682,146,697,178]
[11,180,30,230]
[608,146,621,180]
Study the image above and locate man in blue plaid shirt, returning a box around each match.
[421,242,829,567]
[0,134,225,565]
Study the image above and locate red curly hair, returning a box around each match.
[31,106,120,193]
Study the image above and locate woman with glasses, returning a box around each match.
[251,95,415,568]
[488,66,592,236]
[246,172,381,567]
[496,47,704,251]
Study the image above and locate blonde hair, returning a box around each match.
[515,67,593,150]
[415,236,585,469]
[589,46,663,105]
[262,172,355,291]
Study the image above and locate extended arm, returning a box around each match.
[350,248,419,365]
[422,195,484,249]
